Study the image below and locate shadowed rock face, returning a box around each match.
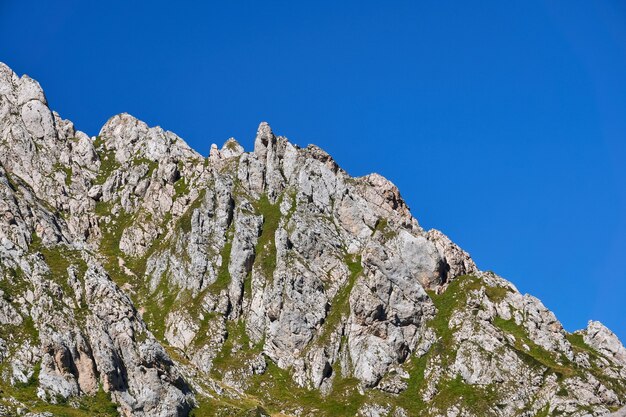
[0,62,624,417]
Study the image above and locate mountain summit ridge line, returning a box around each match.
[0,62,624,416]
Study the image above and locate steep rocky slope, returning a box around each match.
[0,62,624,417]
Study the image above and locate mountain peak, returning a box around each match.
[0,62,624,417]
[98,112,201,164]
[254,120,275,155]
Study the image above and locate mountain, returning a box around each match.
[0,62,624,417]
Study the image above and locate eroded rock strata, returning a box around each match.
[0,62,624,416]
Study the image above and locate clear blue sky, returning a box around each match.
[1,1,625,340]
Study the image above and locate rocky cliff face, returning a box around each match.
[0,62,624,417]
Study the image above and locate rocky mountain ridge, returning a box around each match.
[0,62,625,417]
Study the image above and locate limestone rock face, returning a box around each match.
[0,62,624,416]
[584,321,626,368]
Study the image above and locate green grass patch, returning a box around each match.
[209,225,234,293]
[484,285,510,302]
[224,140,240,152]
[396,353,429,414]
[54,163,73,187]
[427,276,482,354]
[94,203,137,288]
[131,157,158,177]
[416,276,506,414]
[431,375,498,416]
[252,194,281,281]
[30,234,89,318]
[174,176,190,198]
[565,333,626,397]
[493,317,574,378]
[245,361,365,416]
[190,311,219,349]
[141,273,180,341]
[0,267,38,345]
[189,395,265,417]
[211,319,254,375]
[534,404,551,417]
[0,382,119,417]
[565,333,594,354]
[0,266,31,304]
[317,254,362,344]
[13,362,40,390]
[94,140,120,185]
[178,190,205,233]
[372,217,396,241]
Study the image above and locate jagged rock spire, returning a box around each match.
[253,121,275,156]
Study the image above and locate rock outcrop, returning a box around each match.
[0,62,624,416]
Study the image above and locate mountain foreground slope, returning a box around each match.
[0,62,625,417]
